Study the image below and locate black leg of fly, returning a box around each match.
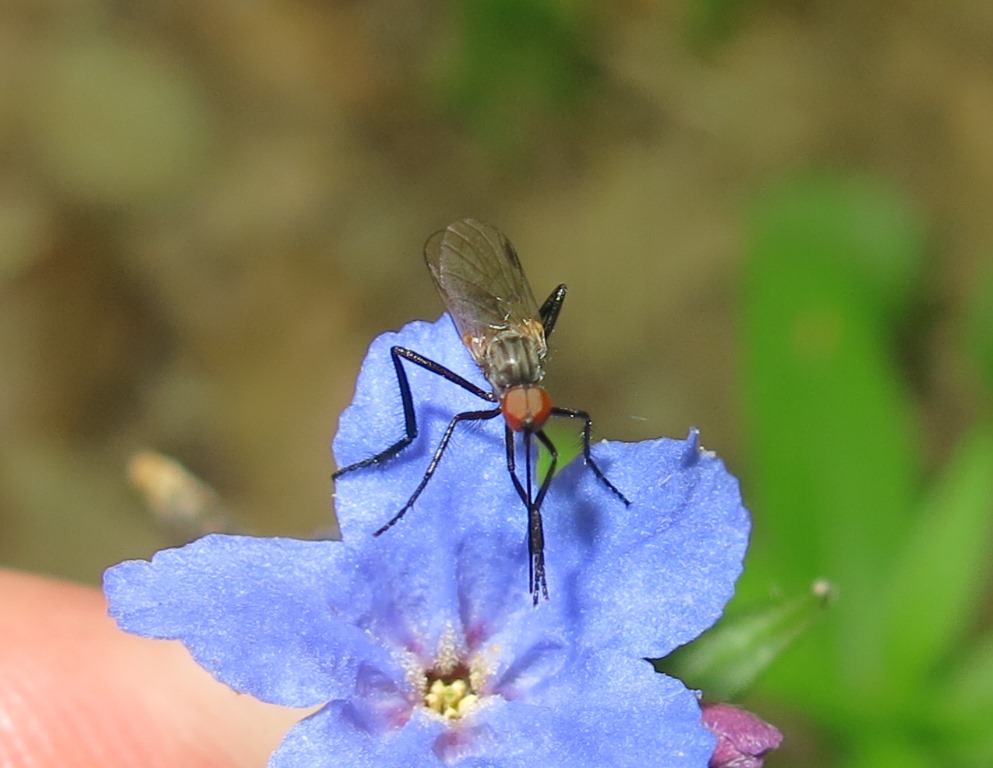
[505,413,630,604]
[372,406,501,536]
[539,407,631,510]
[524,432,547,604]
[333,346,503,536]
[505,426,552,603]
[539,284,568,337]
[526,431,559,604]
[332,346,496,478]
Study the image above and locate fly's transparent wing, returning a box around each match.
[424,219,542,354]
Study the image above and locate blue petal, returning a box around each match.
[353,520,576,689]
[104,535,398,707]
[471,654,714,768]
[103,527,568,712]
[458,653,715,768]
[270,703,447,768]
[334,516,539,661]
[545,430,750,658]
[269,655,713,768]
[333,317,516,543]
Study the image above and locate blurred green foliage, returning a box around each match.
[658,579,837,702]
[967,264,993,398]
[542,171,993,767]
[436,0,596,154]
[686,0,751,47]
[726,176,993,767]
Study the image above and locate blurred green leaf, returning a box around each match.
[656,579,836,700]
[939,632,993,720]
[539,419,581,480]
[685,0,750,47]
[749,177,925,323]
[740,176,923,709]
[935,633,993,765]
[966,260,993,399]
[436,0,596,154]
[845,736,935,768]
[882,425,993,693]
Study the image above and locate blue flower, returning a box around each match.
[104,315,751,767]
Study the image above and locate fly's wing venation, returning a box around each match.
[423,219,541,349]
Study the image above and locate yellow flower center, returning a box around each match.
[423,668,479,719]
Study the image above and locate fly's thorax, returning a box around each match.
[468,318,547,392]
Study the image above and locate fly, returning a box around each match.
[333,219,630,603]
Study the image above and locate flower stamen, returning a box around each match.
[424,664,479,719]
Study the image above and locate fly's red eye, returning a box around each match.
[501,386,552,433]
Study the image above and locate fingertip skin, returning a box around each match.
[0,568,300,768]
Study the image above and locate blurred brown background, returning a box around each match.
[1,1,990,582]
